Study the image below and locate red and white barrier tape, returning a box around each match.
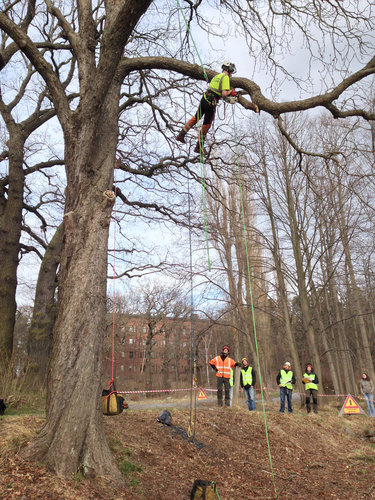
[117,388,193,395]
[114,385,374,403]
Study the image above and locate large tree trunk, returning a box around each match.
[20,81,122,479]
[28,223,64,383]
[0,134,25,363]
[282,155,322,383]
[262,163,304,395]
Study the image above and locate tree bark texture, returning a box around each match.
[20,78,122,478]
[0,0,154,479]
[28,223,64,382]
[0,135,25,362]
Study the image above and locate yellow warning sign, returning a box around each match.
[339,394,364,415]
[197,388,207,400]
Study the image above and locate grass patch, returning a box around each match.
[106,435,123,454]
[118,448,143,486]
[0,415,44,457]
[106,435,142,484]
[118,456,142,476]
[72,471,84,486]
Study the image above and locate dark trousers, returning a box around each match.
[185,97,216,144]
[217,377,230,407]
[280,386,293,413]
[305,389,318,413]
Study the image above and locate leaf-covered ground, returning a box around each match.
[1,402,375,499]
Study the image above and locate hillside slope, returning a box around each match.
[1,403,375,499]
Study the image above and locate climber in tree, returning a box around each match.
[176,61,258,155]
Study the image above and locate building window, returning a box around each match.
[129,365,132,371]
[182,328,186,335]
[133,326,137,333]
[129,352,134,359]
[120,336,126,345]
[143,326,147,333]
[183,342,187,347]
[121,352,125,358]
[129,338,134,345]
[120,365,124,371]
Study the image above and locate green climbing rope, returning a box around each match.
[176,0,209,82]
[231,108,278,500]
[175,6,276,496]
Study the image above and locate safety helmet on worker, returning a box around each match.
[221,61,236,74]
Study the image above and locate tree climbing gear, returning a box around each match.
[190,480,222,500]
[221,61,236,74]
[176,131,186,143]
[194,143,208,155]
[102,384,127,416]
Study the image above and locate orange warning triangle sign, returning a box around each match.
[197,388,207,400]
[339,394,364,415]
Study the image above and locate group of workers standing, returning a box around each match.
[209,347,375,417]
[276,361,319,414]
[209,346,257,410]
[209,346,318,414]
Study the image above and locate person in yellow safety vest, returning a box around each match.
[209,345,239,407]
[302,363,319,414]
[240,358,256,411]
[276,361,296,413]
[229,368,234,407]
[176,61,259,155]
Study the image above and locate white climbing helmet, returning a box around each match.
[222,61,237,74]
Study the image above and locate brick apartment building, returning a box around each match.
[103,313,226,391]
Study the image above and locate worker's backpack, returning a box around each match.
[190,480,217,500]
[156,409,172,426]
[102,389,125,416]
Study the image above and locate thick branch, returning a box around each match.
[118,56,375,119]
[0,12,71,129]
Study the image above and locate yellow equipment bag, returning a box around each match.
[190,480,217,500]
[102,389,125,416]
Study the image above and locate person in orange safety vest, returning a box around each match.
[209,345,240,407]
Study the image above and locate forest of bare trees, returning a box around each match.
[1,0,375,481]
